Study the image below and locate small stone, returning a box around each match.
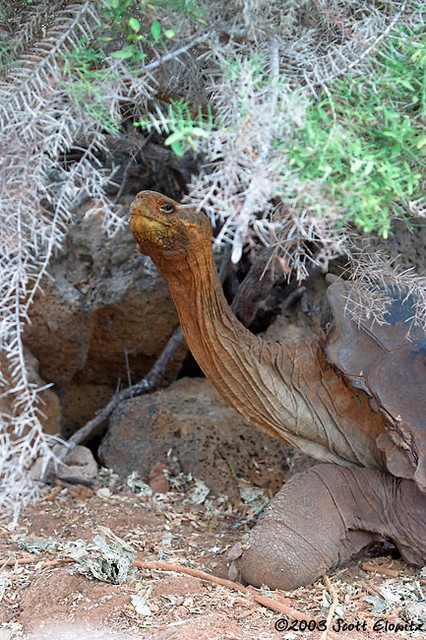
[96,487,111,499]
[29,444,97,484]
[59,445,98,480]
[149,474,169,494]
[148,462,170,494]
[68,485,94,499]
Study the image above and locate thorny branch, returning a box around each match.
[140,34,209,74]
[1,0,423,520]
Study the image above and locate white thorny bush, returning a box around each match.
[0,0,424,522]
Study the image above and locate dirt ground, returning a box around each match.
[1,469,425,640]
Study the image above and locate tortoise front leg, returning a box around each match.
[229,464,426,591]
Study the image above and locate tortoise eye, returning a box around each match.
[160,203,175,214]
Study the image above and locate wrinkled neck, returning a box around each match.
[158,247,277,432]
[155,246,386,469]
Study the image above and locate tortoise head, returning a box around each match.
[129,191,212,268]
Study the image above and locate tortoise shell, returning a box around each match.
[325,277,426,495]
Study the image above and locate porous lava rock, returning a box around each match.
[99,377,292,500]
[24,206,186,435]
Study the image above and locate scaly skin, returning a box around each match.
[230,464,426,590]
[129,190,426,589]
[130,191,386,468]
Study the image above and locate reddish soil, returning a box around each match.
[1,472,424,640]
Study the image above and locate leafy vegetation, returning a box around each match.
[135,99,216,156]
[61,42,121,131]
[289,28,425,238]
[0,0,425,521]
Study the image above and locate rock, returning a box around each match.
[24,203,186,434]
[58,445,98,480]
[99,377,292,500]
[148,462,170,494]
[57,383,115,438]
[30,445,97,483]
[0,347,61,435]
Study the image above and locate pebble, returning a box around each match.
[96,487,111,499]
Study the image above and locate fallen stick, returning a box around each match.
[134,558,309,620]
[2,553,339,638]
[1,555,74,568]
[321,574,339,640]
[361,561,399,578]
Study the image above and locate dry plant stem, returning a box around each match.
[1,555,74,568]
[140,35,208,73]
[133,559,305,619]
[361,561,399,578]
[321,574,339,640]
[3,553,338,637]
[229,247,277,327]
[48,326,184,469]
[39,486,62,502]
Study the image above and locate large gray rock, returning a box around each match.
[99,377,292,500]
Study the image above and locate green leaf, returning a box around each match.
[164,130,186,146]
[132,51,147,63]
[128,17,141,33]
[111,46,135,59]
[133,118,151,128]
[170,141,185,156]
[390,144,402,158]
[150,20,161,42]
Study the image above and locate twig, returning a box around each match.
[112,135,153,205]
[3,553,338,637]
[361,561,399,578]
[39,486,62,502]
[1,555,74,568]
[140,35,208,74]
[43,326,184,476]
[132,559,306,619]
[321,574,339,640]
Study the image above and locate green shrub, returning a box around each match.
[289,29,425,238]
[135,99,216,156]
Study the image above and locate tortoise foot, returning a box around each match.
[229,464,426,591]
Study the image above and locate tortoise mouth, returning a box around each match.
[129,202,171,238]
[130,208,177,253]
[135,213,168,232]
